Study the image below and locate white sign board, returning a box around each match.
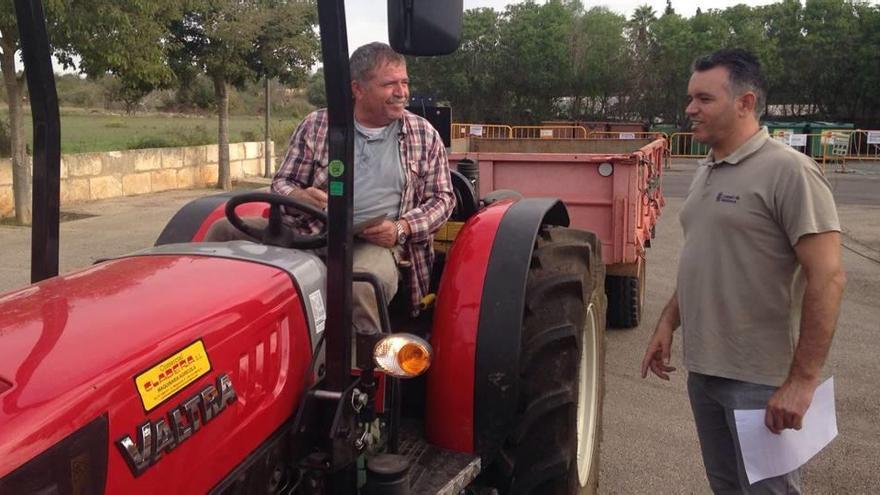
[788,134,807,147]
[469,125,483,137]
[868,131,880,145]
[540,129,554,138]
[619,132,636,140]
[773,129,792,144]
[832,132,850,147]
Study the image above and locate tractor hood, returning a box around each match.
[0,246,325,486]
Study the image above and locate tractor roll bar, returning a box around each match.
[14,0,61,282]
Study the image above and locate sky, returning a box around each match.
[344,0,786,52]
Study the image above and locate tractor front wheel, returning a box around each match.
[494,226,606,494]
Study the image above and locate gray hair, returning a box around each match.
[350,42,406,83]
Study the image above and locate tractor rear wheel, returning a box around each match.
[493,226,606,494]
[605,259,645,329]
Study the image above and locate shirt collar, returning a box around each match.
[354,118,400,141]
[397,110,410,137]
[700,127,769,167]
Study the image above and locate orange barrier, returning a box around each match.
[451,123,512,139]
[511,126,588,139]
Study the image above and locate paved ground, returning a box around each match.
[0,188,226,292]
[599,160,880,493]
[0,161,878,493]
[599,197,880,494]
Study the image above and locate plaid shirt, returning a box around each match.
[272,109,454,313]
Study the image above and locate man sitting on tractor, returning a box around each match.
[207,42,454,336]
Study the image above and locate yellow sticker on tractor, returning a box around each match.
[135,340,212,412]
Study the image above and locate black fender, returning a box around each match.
[473,197,569,461]
[154,192,238,245]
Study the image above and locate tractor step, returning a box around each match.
[399,423,481,494]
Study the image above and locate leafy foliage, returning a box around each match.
[165,0,319,188]
[408,0,880,128]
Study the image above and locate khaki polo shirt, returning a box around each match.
[678,128,840,386]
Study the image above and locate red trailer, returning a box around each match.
[449,137,666,328]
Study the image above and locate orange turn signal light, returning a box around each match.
[373,334,432,378]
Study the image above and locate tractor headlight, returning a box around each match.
[373,334,432,378]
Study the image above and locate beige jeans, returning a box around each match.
[205,218,399,334]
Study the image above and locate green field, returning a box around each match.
[1,107,307,155]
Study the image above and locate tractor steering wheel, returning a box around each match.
[225,192,327,249]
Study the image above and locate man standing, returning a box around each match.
[640,49,846,493]
[208,42,454,334]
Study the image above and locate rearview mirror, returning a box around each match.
[387,0,463,56]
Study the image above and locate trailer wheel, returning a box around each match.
[490,226,606,495]
[605,260,645,329]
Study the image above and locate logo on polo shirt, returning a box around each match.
[716,192,740,204]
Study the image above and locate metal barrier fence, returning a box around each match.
[668,133,710,158]
[510,126,588,139]
[668,130,880,173]
[588,131,667,141]
[452,124,880,167]
[843,130,880,161]
[451,123,512,139]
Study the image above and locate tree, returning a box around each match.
[762,0,807,114]
[627,5,659,123]
[496,0,574,122]
[0,0,178,224]
[168,0,318,190]
[851,2,880,124]
[407,7,507,122]
[306,68,326,108]
[0,2,30,225]
[647,11,695,127]
[569,7,629,119]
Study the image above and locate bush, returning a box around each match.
[239,130,260,142]
[272,123,297,151]
[127,125,213,150]
[56,75,104,108]
[175,125,213,146]
[128,136,176,150]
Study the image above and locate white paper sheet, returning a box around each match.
[734,377,838,485]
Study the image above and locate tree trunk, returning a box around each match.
[214,77,231,190]
[1,38,32,225]
[264,76,272,178]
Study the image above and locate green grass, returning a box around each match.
[1,107,305,155]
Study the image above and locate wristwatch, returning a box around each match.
[394,221,407,245]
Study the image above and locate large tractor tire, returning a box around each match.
[492,226,607,494]
[605,259,645,329]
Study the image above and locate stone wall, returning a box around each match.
[0,141,273,218]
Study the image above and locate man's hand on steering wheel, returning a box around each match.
[225,191,327,249]
[299,187,328,210]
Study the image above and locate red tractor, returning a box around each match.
[0,1,607,493]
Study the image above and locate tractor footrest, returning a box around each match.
[399,424,481,494]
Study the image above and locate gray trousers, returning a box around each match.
[205,218,399,334]
[687,373,803,495]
